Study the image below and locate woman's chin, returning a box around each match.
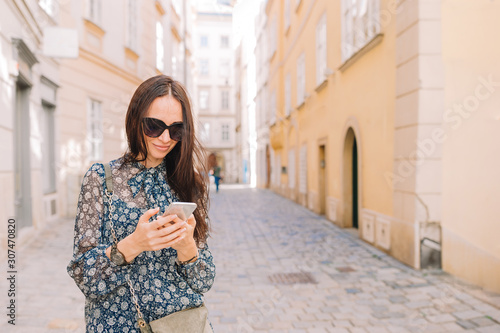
[146,152,167,166]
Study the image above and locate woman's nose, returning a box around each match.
[158,129,171,142]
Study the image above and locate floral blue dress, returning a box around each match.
[67,158,215,333]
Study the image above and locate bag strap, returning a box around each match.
[104,163,113,194]
[103,163,151,331]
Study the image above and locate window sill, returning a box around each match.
[295,0,303,13]
[83,18,105,52]
[124,47,139,72]
[297,100,305,110]
[83,18,105,37]
[339,33,384,72]
[315,78,328,93]
[124,47,139,61]
[270,49,277,62]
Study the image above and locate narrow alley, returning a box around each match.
[2,186,500,332]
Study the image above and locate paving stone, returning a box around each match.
[387,326,412,333]
[1,187,499,333]
[476,326,500,333]
[326,328,350,333]
[332,320,352,327]
[456,319,478,330]
[364,327,390,333]
[471,316,497,327]
[427,313,456,323]
[453,310,483,320]
[405,301,431,309]
[389,296,408,304]
[307,328,329,333]
[349,328,368,333]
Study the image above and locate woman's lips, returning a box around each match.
[153,143,170,151]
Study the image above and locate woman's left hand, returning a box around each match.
[170,214,198,261]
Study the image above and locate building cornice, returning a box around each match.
[12,38,38,67]
[78,48,142,85]
[339,34,384,72]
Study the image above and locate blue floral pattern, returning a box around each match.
[67,158,215,332]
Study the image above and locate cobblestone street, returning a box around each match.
[2,185,500,332]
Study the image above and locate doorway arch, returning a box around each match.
[343,127,360,229]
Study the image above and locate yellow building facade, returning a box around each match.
[58,0,194,217]
[264,0,500,293]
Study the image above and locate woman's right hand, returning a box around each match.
[113,208,188,263]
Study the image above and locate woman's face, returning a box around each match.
[143,95,183,167]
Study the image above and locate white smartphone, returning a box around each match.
[162,202,197,221]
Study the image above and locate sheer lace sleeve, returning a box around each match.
[176,242,216,294]
[67,163,131,300]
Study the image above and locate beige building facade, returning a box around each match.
[194,2,238,183]
[254,1,272,188]
[1,0,62,247]
[1,0,195,248]
[59,0,196,218]
[262,0,500,293]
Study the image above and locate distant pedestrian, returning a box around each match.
[67,75,215,332]
[213,164,222,193]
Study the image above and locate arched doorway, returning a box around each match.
[343,128,359,229]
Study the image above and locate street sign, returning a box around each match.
[43,27,79,58]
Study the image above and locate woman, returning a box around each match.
[67,75,215,332]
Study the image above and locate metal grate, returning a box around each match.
[336,266,356,273]
[268,272,317,285]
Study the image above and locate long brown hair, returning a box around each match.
[123,75,210,244]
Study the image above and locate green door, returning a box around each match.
[352,138,358,229]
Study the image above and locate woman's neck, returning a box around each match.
[139,156,163,168]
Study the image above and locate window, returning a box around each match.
[269,17,277,59]
[341,0,380,62]
[156,22,164,71]
[262,90,268,124]
[172,0,182,16]
[126,0,138,51]
[220,35,229,48]
[288,149,295,189]
[201,122,210,143]
[39,0,58,17]
[87,99,103,161]
[86,0,101,24]
[284,0,290,31]
[221,90,229,110]
[316,13,327,86]
[172,40,180,78]
[296,52,305,106]
[270,90,276,124]
[285,73,291,116]
[299,144,307,194]
[219,59,230,77]
[200,59,209,76]
[42,104,56,194]
[199,89,209,109]
[221,123,230,141]
[200,35,208,47]
[275,153,281,186]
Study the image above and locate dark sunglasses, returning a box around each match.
[142,117,184,141]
